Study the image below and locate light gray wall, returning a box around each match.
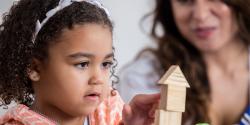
[0,0,15,14]
[102,0,155,68]
[0,0,155,115]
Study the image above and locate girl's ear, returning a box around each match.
[27,59,42,82]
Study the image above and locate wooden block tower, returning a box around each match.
[154,65,190,125]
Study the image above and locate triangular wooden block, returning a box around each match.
[158,65,190,88]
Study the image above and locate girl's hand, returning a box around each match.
[121,93,160,125]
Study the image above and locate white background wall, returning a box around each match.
[102,0,155,68]
[0,0,155,115]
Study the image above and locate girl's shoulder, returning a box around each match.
[90,91,124,125]
[0,104,56,125]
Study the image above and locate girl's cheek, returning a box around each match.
[104,86,111,99]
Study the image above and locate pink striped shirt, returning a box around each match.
[0,93,124,125]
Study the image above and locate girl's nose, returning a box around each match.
[88,69,104,85]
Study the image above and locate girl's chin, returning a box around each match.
[77,107,98,116]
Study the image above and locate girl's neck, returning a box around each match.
[202,40,248,76]
[31,102,86,125]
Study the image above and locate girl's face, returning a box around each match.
[33,24,113,119]
[171,0,239,52]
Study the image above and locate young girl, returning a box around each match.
[0,0,159,125]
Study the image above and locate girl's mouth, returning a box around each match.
[84,92,101,102]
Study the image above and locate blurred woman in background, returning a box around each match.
[117,0,250,124]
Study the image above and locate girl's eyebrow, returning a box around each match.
[67,52,94,59]
[105,53,114,59]
[67,52,114,59]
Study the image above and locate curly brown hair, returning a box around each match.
[146,0,250,124]
[0,0,116,107]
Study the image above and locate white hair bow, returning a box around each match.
[33,0,110,43]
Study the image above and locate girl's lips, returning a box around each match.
[84,92,101,102]
[194,27,216,39]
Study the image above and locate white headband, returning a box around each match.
[32,0,110,43]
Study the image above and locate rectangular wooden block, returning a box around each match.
[159,85,187,112]
[154,109,182,125]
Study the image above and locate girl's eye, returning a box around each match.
[102,61,114,69]
[75,62,89,69]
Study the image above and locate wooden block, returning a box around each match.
[158,66,177,84]
[154,109,182,125]
[158,65,190,88]
[159,85,187,112]
[158,65,189,112]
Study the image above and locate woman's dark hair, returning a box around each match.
[147,0,250,124]
[0,0,115,107]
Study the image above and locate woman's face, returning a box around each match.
[171,0,239,52]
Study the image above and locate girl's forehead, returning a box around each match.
[59,24,112,40]
[49,24,113,56]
